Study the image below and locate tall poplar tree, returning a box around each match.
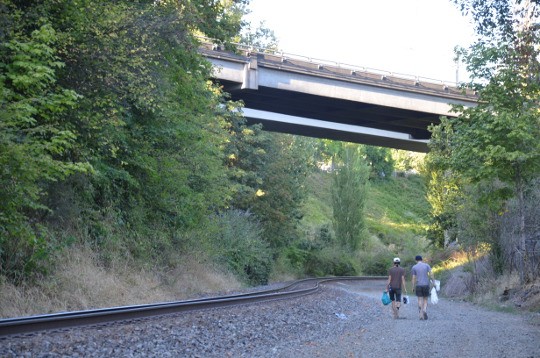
[331,144,370,251]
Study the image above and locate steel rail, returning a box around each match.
[0,276,385,338]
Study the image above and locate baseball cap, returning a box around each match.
[415,255,423,261]
[393,257,400,263]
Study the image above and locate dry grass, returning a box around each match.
[434,246,490,274]
[0,246,242,318]
[472,272,521,306]
[472,272,540,313]
[438,252,540,313]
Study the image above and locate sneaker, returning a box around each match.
[424,311,428,320]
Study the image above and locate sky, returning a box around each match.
[243,0,476,84]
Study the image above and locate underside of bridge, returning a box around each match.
[217,80,439,152]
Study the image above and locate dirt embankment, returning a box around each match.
[441,262,540,313]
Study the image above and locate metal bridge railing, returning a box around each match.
[197,36,467,90]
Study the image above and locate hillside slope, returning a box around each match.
[300,170,431,256]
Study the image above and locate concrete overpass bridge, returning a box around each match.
[200,41,478,152]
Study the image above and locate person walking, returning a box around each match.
[411,255,434,320]
[386,257,407,319]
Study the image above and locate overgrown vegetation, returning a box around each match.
[292,146,431,278]
[427,0,540,290]
[2,0,539,317]
[1,0,374,296]
[1,0,306,288]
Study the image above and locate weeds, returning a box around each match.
[0,245,242,318]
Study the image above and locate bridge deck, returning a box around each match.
[200,42,477,152]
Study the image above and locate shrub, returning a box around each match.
[356,249,395,275]
[204,210,273,285]
[283,246,310,271]
[304,248,357,277]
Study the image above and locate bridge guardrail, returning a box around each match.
[197,36,476,97]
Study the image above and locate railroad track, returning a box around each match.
[0,276,385,338]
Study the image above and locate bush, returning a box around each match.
[203,210,273,285]
[0,222,53,284]
[283,246,310,271]
[304,248,357,277]
[356,249,395,275]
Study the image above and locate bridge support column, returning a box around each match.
[242,57,258,90]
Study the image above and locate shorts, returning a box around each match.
[388,287,402,302]
[415,285,430,297]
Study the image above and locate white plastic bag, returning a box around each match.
[434,280,441,292]
[430,287,439,304]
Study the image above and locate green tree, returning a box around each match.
[425,120,461,248]
[22,1,237,265]
[250,133,315,250]
[391,149,425,174]
[204,209,272,285]
[0,22,90,281]
[331,144,370,251]
[430,0,540,281]
[361,145,394,180]
[222,101,268,211]
[0,0,250,280]
[239,20,279,51]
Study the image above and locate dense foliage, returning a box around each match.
[1,0,435,290]
[0,0,315,285]
[427,0,540,282]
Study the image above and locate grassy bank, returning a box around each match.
[300,170,431,265]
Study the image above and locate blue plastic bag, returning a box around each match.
[381,291,391,305]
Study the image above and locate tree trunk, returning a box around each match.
[515,165,528,283]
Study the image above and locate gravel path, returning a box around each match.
[1,280,539,357]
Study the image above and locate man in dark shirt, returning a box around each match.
[386,257,407,319]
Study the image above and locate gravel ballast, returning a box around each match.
[1,280,539,357]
